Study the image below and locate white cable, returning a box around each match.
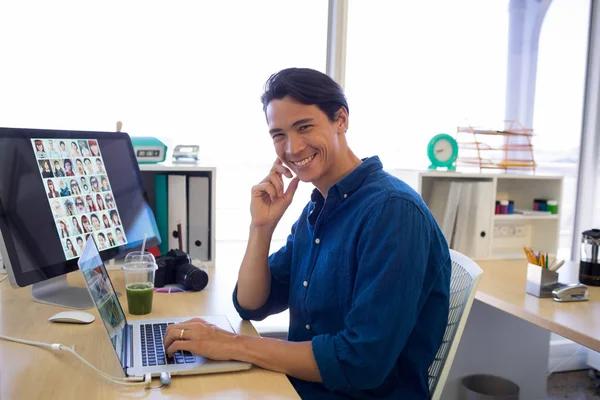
[0,334,152,387]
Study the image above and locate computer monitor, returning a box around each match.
[0,127,161,309]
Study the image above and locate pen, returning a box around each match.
[551,259,566,272]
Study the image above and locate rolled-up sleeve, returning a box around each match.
[232,222,297,321]
[312,197,432,390]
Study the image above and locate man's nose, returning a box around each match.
[286,133,304,155]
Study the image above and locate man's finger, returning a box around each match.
[271,163,293,179]
[166,340,193,357]
[284,177,300,202]
[253,182,278,203]
[267,172,284,197]
[163,328,180,350]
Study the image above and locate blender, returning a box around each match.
[579,229,600,286]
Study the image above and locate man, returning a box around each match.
[47,140,61,158]
[163,68,451,399]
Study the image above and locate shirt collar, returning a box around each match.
[310,156,383,202]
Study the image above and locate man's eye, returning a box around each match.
[299,125,313,132]
[272,133,283,139]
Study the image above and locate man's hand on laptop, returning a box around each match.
[164,318,237,361]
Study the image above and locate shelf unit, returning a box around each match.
[418,172,563,260]
[138,162,216,267]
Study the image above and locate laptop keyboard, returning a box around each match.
[140,322,196,367]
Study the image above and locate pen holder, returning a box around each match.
[526,263,559,298]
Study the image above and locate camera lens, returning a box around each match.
[175,263,208,291]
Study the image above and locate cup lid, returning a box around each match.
[122,263,158,272]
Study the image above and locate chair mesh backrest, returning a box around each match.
[427,258,474,395]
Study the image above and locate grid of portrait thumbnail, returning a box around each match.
[32,138,128,260]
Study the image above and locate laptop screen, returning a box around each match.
[78,236,127,369]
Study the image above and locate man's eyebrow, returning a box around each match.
[269,118,314,135]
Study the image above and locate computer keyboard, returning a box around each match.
[140,322,196,367]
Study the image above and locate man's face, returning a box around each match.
[266,96,348,187]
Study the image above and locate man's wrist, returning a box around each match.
[249,223,276,238]
[226,333,254,363]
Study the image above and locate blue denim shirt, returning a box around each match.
[233,156,451,399]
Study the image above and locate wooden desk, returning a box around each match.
[443,259,598,399]
[475,259,600,352]
[0,267,300,400]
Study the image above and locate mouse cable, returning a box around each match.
[0,334,152,387]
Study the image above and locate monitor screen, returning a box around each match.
[0,127,161,287]
[78,236,127,370]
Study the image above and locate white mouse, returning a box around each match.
[48,311,95,324]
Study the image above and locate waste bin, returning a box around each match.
[461,374,520,399]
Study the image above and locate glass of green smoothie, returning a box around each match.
[122,251,158,315]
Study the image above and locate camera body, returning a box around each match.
[154,249,208,291]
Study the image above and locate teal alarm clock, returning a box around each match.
[427,133,458,171]
[130,137,168,164]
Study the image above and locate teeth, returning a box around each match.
[293,154,315,167]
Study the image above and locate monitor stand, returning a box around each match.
[31,275,94,309]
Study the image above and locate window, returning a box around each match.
[533,0,590,259]
[0,0,328,244]
[345,0,509,169]
[346,0,590,259]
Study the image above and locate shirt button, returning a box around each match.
[315,238,320,244]
[303,281,308,287]
[344,193,348,198]
[305,324,311,330]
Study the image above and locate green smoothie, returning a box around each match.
[126,283,154,315]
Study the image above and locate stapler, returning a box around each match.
[552,283,589,302]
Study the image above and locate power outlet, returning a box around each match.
[514,225,527,237]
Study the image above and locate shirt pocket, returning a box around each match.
[306,249,354,330]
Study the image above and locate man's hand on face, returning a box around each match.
[250,158,300,230]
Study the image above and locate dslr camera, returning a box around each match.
[154,249,208,291]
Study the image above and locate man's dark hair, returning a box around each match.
[261,68,348,122]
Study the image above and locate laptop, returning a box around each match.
[77,236,251,377]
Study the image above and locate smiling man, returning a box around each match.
[164,68,451,399]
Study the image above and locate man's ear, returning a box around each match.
[335,107,349,134]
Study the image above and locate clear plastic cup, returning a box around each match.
[122,251,157,315]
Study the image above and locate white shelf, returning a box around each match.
[418,172,563,259]
[493,214,560,221]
